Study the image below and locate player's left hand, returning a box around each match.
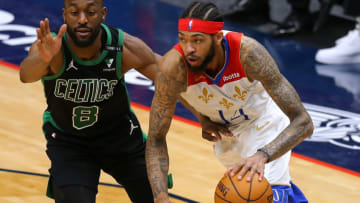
[199,116,233,142]
[225,151,268,182]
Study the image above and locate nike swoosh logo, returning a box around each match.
[256,121,269,131]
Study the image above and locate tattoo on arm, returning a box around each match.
[240,37,314,161]
[146,59,187,198]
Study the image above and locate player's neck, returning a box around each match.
[67,29,103,61]
[205,42,225,78]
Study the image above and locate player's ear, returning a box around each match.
[215,31,223,45]
[101,7,107,21]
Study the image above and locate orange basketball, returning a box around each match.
[214,171,273,203]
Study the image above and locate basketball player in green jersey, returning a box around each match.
[19,0,157,202]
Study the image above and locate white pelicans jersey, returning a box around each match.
[174,31,292,185]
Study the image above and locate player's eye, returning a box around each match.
[88,11,96,16]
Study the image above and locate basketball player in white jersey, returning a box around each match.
[146,2,314,203]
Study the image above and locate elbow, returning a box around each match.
[291,112,314,140]
[19,71,27,83]
[307,120,314,138]
[303,113,314,139]
[19,72,31,83]
[19,66,39,83]
[19,74,27,83]
[19,64,31,83]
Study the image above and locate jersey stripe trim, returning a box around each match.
[116,29,124,80]
[210,37,230,86]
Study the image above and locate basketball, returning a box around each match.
[214,171,273,203]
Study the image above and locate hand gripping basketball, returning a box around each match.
[215,171,273,203]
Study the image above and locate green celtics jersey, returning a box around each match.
[42,24,131,137]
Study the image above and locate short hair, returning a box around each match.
[180,1,223,22]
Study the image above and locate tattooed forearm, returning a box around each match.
[240,36,314,161]
[146,135,169,198]
[146,57,187,199]
[261,113,313,162]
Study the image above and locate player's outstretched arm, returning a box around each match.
[122,32,160,81]
[227,36,314,182]
[146,50,187,203]
[20,18,66,83]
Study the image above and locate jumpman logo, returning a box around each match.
[129,119,139,135]
[66,60,78,71]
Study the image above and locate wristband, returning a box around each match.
[257,148,271,163]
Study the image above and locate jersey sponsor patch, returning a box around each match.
[223,72,240,82]
[103,58,115,72]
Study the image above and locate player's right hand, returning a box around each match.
[199,116,233,142]
[225,151,267,182]
[35,18,66,63]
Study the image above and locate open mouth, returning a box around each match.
[186,56,199,66]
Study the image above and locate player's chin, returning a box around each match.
[76,36,92,43]
[187,64,204,73]
[75,38,93,47]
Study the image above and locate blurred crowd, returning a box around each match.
[225,0,360,64]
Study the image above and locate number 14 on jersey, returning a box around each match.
[218,108,250,124]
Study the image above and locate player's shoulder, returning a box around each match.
[164,48,183,61]
[223,31,259,53]
[240,35,261,51]
[160,48,186,76]
[161,49,184,68]
[122,31,154,62]
[123,31,144,49]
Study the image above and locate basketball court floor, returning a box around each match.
[0,0,359,202]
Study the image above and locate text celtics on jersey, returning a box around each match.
[54,78,119,103]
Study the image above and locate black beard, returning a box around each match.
[66,22,101,48]
[186,37,215,73]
